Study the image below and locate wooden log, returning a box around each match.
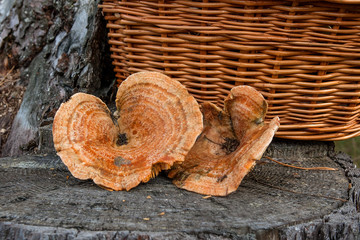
[0,139,359,239]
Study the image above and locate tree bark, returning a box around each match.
[0,0,115,156]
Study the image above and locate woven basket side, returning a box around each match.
[101,0,360,141]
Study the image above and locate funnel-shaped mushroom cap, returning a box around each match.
[53,72,203,191]
[168,86,280,196]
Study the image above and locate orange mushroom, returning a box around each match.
[168,86,280,196]
[53,72,203,191]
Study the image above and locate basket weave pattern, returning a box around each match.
[101,0,360,141]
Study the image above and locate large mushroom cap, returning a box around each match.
[168,86,280,196]
[53,71,203,191]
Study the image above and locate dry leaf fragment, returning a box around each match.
[53,72,203,191]
[168,86,280,196]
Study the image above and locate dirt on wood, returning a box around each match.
[0,140,359,239]
[0,67,25,155]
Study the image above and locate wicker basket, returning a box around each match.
[100,0,360,141]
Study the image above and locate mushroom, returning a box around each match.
[168,86,280,196]
[53,72,203,191]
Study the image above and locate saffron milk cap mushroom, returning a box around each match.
[168,86,280,196]
[53,72,203,191]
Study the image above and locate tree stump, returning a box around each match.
[1,139,359,239]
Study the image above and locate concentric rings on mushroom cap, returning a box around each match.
[53,71,203,191]
[168,86,280,196]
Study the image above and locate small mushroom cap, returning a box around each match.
[225,86,268,141]
[168,86,280,196]
[53,71,203,191]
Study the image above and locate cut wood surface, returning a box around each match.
[1,139,359,239]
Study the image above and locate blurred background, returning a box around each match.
[335,137,360,167]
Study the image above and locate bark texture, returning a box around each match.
[0,0,115,156]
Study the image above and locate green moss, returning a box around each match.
[335,136,360,167]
